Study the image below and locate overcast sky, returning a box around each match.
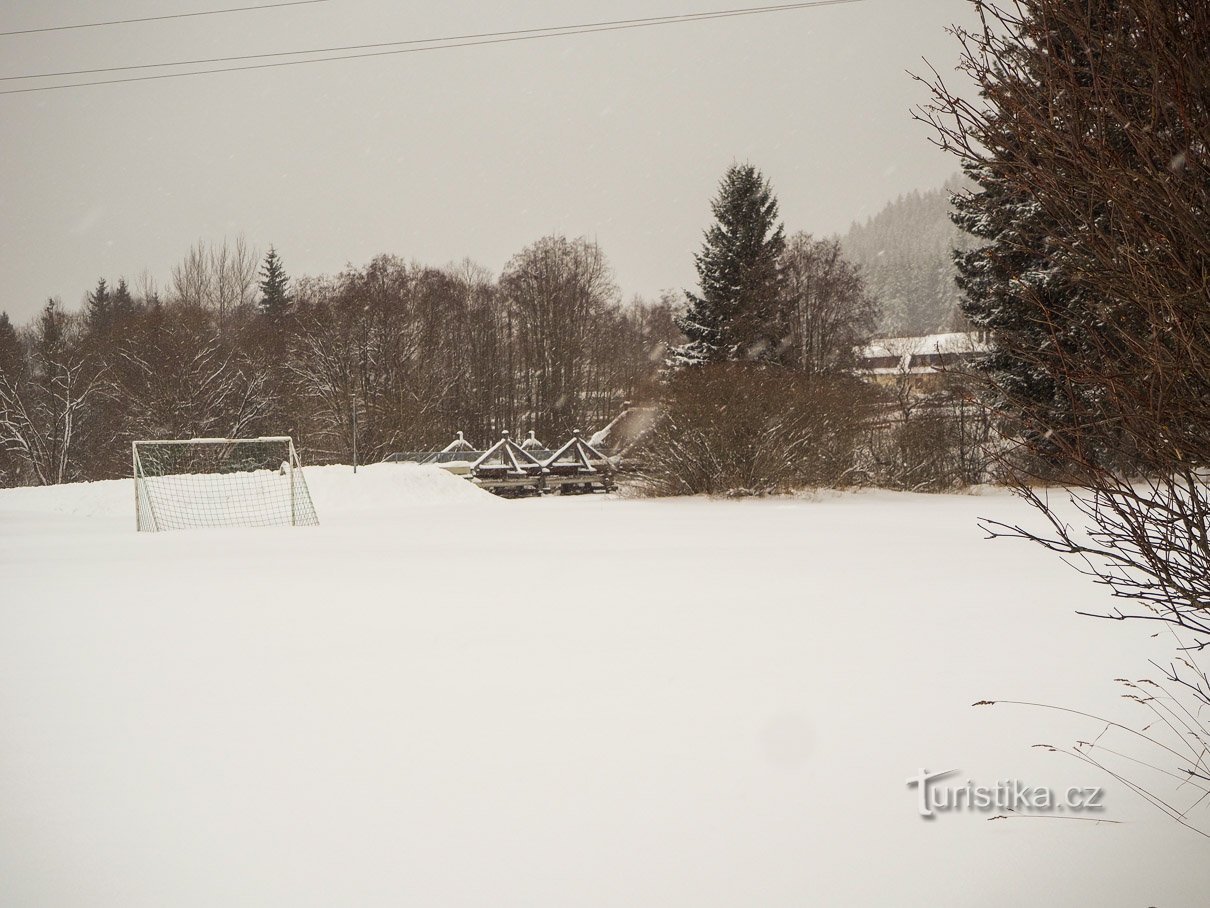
[0,0,977,324]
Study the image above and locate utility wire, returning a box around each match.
[0,0,332,37]
[5,1,853,82]
[0,0,864,95]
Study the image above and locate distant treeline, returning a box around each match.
[0,175,977,489]
[0,235,679,487]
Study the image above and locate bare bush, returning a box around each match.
[637,364,875,496]
[865,370,995,492]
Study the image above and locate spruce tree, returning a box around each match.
[0,311,20,378]
[85,278,111,333]
[257,247,292,319]
[671,164,786,366]
[111,278,136,321]
[947,4,1142,463]
[952,128,1090,452]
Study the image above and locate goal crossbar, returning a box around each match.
[139,436,295,445]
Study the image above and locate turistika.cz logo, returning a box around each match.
[907,768,1105,818]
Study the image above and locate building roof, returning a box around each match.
[857,331,991,376]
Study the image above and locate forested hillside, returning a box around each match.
[841,176,972,337]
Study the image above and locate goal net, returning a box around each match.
[133,436,320,532]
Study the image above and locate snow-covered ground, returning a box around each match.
[1,465,1205,906]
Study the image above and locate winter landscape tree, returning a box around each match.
[257,247,292,321]
[671,163,787,366]
[501,236,618,437]
[84,278,112,334]
[170,236,259,322]
[782,233,880,376]
[920,0,1210,829]
[0,301,104,486]
[0,229,686,489]
[651,166,882,495]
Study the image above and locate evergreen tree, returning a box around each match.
[0,311,20,378]
[671,164,786,366]
[952,165,1073,435]
[947,5,1133,461]
[0,312,22,486]
[85,278,111,332]
[257,246,292,319]
[111,278,136,321]
[34,299,67,375]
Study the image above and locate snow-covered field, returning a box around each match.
[1,465,1205,906]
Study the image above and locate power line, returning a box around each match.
[0,0,332,38]
[5,1,854,82]
[0,0,865,96]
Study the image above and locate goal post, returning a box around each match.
[132,436,320,532]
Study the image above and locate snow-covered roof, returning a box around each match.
[856,331,991,376]
[859,332,991,361]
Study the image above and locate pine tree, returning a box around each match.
[671,164,786,366]
[257,247,292,319]
[111,277,136,321]
[85,278,111,332]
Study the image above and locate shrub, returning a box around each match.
[636,364,873,496]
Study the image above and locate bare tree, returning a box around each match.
[170,240,212,309]
[782,233,880,376]
[134,270,161,307]
[111,303,272,442]
[170,236,259,321]
[212,235,259,321]
[0,238,678,483]
[445,258,511,438]
[287,257,459,461]
[0,301,105,485]
[501,236,619,437]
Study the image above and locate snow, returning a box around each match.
[1,469,1206,906]
[0,463,494,526]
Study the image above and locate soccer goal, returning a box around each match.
[133,436,320,532]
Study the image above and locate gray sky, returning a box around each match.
[0,0,977,324]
